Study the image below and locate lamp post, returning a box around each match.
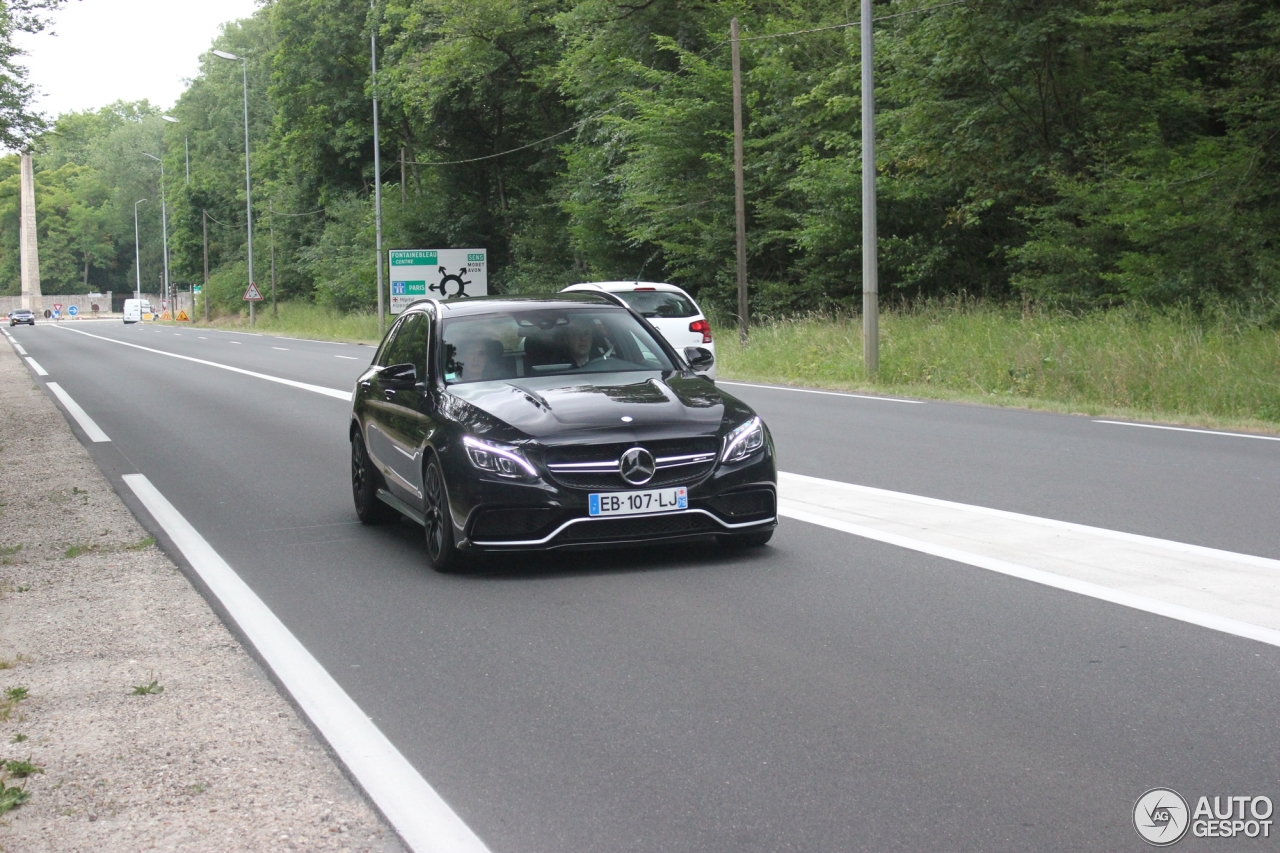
[134,199,148,304]
[861,0,879,375]
[142,151,171,316]
[370,1,385,336]
[213,49,256,326]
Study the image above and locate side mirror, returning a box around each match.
[684,346,715,372]
[380,362,418,385]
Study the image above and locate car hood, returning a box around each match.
[445,371,736,443]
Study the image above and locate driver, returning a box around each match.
[561,318,598,368]
[456,337,504,381]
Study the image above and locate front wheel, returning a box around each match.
[352,433,397,524]
[717,529,774,549]
[423,458,467,573]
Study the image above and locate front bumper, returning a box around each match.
[451,448,777,552]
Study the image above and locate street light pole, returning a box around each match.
[134,199,148,304]
[370,1,385,337]
[202,209,210,322]
[142,153,170,316]
[213,50,255,327]
[861,0,879,376]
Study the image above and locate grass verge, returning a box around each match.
[169,298,1279,432]
[713,301,1280,433]
[182,301,381,344]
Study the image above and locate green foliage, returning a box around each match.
[8,0,1280,314]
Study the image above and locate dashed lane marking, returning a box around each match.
[47,382,110,442]
[53,326,351,401]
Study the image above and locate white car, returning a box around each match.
[561,281,716,379]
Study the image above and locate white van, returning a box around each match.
[123,299,152,324]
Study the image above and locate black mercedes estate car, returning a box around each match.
[349,292,777,571]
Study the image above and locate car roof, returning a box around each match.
[410,292,620,318]
[564,281,691,295]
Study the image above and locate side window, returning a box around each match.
[629,330,664,367]
[376,316,407,367]
[382,313,426,373]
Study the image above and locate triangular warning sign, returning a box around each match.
[242,282,264,301]
[160,311,173,320]
[176,309,190,322]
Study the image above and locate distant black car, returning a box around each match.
[349,293,777,571]
[8,309,34,326]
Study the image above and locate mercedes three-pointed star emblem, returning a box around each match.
[619,447,656,485]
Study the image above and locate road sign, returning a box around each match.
[52,308,61,319]
[176,309,190,322]
[52,302,62,311]
[243,282,264,301]
[160,311,172,320]
[193,285,202,294]
[388,248,487,314]
[67,305,79,317]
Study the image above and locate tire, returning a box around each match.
[717,529,774,549]
[351,432,397,524]
[423,457,467,573]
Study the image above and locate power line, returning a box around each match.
[394,0,966,170]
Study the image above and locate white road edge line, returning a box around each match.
[54,325,352,401]
[24,356,48,376]
[47,383,110,442]
[335,355,360,360]
[718,380,923,404]
[780,472,1280,573]
[1095,419,1280,442]
[12,342,27,355]
[778,504,1280,649]
[121,474,490,853]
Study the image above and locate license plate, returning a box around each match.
[589,487,688,517]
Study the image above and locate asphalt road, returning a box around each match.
[11,320,1280,852]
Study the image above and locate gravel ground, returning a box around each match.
[0,341,402,852]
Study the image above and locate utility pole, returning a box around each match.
[861,0,879,375]
[202,209,210,322]
[731,18,748,345]
[400,147,406,207]
[269,201,278,318]
[371,0,385,336]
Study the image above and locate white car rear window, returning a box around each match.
[615,290,698,319]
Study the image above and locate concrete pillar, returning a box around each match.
[19,153,42,312]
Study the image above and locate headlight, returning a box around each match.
[463,436,537,478]
[721,416,765,463]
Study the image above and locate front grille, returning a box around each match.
[544,437,719,490]
[708,488,776,521]
[557,512,718,542]
[471,507,559,540]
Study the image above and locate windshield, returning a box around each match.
[613,289,698,319]
[442,307,675,384]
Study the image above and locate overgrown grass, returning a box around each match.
[186,301,381,344]
[177,298,1279,430]
[713,301,1280,431]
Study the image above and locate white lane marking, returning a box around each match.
[198,336,208,339]
[229,340,242,345]
[13,342,27,355]
[174,333,182,336]
[47,382,110,442]
[122,474,490,853]
[1095,419,1280,442]
[272,346,289,351]
[24,356,48,376]
[781,472,1280,573]
[335,355,360,360]
[779,505,1280,649]
[54,326,352,401]
[718,380,923,404]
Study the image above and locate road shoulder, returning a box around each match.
[0,339,401,850]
